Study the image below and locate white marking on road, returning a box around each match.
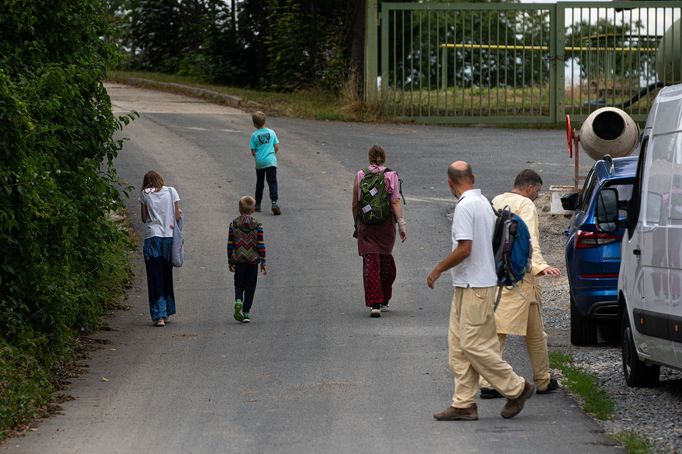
[218,128,241,133]
[184,126,208,131]
[405,196,455,204]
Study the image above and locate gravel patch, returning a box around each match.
[535,194,682,453]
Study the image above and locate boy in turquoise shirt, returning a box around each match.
[250,111,281,215]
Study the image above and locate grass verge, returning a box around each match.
[107,70,382,122]
[612,431,652,454]
[549,352,656,453]
[549,351,614,420]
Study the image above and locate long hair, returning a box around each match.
[368,145,386,165]
[142,170,164,192]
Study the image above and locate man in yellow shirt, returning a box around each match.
[480,169,561,398]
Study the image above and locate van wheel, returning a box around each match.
[621,313,660,387]
[570,296,598,346]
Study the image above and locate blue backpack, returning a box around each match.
[491,205,532,308]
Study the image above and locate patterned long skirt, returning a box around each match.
[143,237,176,321]
[362,253,397,307]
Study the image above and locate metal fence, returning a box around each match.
[368,2,682,124]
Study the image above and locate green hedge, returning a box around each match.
[0,1,133,436]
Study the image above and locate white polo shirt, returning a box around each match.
[450,189,497,288]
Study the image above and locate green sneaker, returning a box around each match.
[242,312,251,323]
[233,300,244,322]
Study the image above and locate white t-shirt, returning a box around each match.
[139,186,180,239]
[450,188,497,288]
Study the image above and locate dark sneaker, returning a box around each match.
[242,312,251,323]
[370,304,381,318]
[500,380,535,419]
[271,202,281,215]
[433,404,478,421]
[480,387,504,399]
[255,204,261,212]
[233,300,244,322]
[537,377,559,394]
[380,303,390,312]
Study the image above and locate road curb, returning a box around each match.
[108,76,244,109]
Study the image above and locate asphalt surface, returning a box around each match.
[2,84,622,453]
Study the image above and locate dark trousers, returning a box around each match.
[255,166,278,205]
[362,254,396,307]
[234,263,259,312]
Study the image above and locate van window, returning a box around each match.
[669,137,682,223]
[627,136,648,236]
[644,133,677,226]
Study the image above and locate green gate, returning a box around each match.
[367,1,682,124]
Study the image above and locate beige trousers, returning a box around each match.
[479,302,550,391]
[448,287,525,408]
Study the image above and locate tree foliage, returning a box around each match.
[116,0,365,92]
[0,0,132,434]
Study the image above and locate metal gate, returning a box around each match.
[367,2,682,124]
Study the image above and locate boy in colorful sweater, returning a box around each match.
[227,196,267,322]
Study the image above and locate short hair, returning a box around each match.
[252,111,266,128]
[239,195,256,214]
[368,145,386,165]
[142,170,164,192]
[513,169,543,188]
[447,163,473,184]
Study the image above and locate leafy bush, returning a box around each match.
[0,0,133,437]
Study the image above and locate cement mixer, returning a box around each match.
[565,106,640,192]
[567,14,679,162]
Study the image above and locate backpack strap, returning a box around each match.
[385,167,406,205]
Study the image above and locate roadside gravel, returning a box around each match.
[535,194,682,453]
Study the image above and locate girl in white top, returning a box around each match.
[139,170,181,327]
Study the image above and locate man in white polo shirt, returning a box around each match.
[427,161,535,421]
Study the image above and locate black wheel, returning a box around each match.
[621,312,660,387]
[570,296,598,346]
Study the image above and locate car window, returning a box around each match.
[604,182,633,218]
[579,168,597,212]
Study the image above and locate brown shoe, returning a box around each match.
[433,404,478,421]
[500,380,535,419]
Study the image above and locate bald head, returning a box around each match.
[447,161,474,199]
[447,161,473,184]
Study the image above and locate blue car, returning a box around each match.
[562,156,637,346]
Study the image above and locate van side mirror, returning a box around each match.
[561,192,579,211]
[596,187,619,231]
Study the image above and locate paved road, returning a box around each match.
[2,84,621,453]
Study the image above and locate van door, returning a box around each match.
[668,136,682,364]
[632,132,675,364]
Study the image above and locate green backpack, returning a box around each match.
[359,168,391,224]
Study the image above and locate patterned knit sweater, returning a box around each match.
[227,215,266,265]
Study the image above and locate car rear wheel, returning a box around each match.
[570,296,598,346]
[621,312,660,387]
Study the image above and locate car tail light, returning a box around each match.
[575,230,622,249]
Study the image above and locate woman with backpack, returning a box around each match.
[352,145,407,317]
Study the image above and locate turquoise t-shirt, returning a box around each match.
[250,127,279,169]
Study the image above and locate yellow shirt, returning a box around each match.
[492,192,549,335]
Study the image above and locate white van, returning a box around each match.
[604,84,682,387]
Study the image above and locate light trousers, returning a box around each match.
[449,286,525,408]
[480,301,550,391]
